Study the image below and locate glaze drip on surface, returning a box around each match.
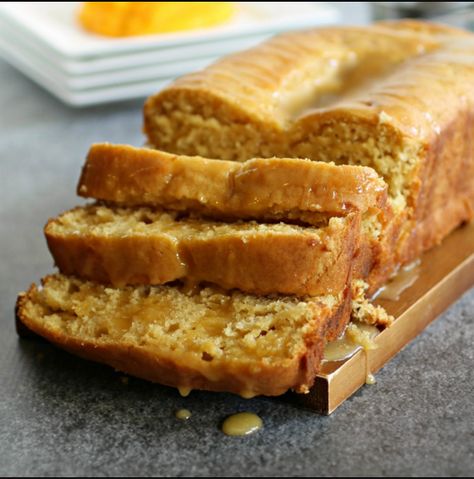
[221,412,263,436]
[175,409,192,420]
[323,323,379,362]
[178,387,192,398]
[377,259,421,301]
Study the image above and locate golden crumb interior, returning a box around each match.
[351,279,393,327]
[25,275,339,364]
[289,120,420,212]
[47,204,333,239]
[149,97,418,213]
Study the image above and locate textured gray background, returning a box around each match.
[0,58,473,477]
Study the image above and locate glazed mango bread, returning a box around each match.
[16,274,351,397]
[144,20,474,267]
[78,143,388,224]
[45,205,358,296]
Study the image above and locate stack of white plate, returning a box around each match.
[0,2,340,107]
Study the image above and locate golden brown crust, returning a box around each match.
[16,277,351,397]
[78,143,388,222]
[45,206,359,296]
[144,20,471,153]
[396,110,474,264]
[322,282,352,343]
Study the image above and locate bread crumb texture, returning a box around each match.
[23,275,338,365]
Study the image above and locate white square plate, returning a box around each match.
[0,13,272,77]
[0,2,341,106]
[0,21,222,89]
[0,39,175,106]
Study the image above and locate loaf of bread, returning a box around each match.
[144,20,474,270]
[19,20,472,400]
[16,274,351,397]
[45,205,358,296]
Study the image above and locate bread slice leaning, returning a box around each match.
[45,205,358,296]
[78,143,388,224]
[16,274,351,397]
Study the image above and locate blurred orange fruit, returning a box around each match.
[78,2,235,37]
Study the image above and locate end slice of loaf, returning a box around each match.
[77,143,388,224]
[16,274,351,397]
[45,205,358,296]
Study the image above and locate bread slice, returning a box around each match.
[144,20,474,271]
[16,274,351,397]
[45,204,358,296]
[78,143,388,224]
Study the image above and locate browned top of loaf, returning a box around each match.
[145,20,474,142]
[78,143,387,222]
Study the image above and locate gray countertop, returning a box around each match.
[1,60,473,477]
